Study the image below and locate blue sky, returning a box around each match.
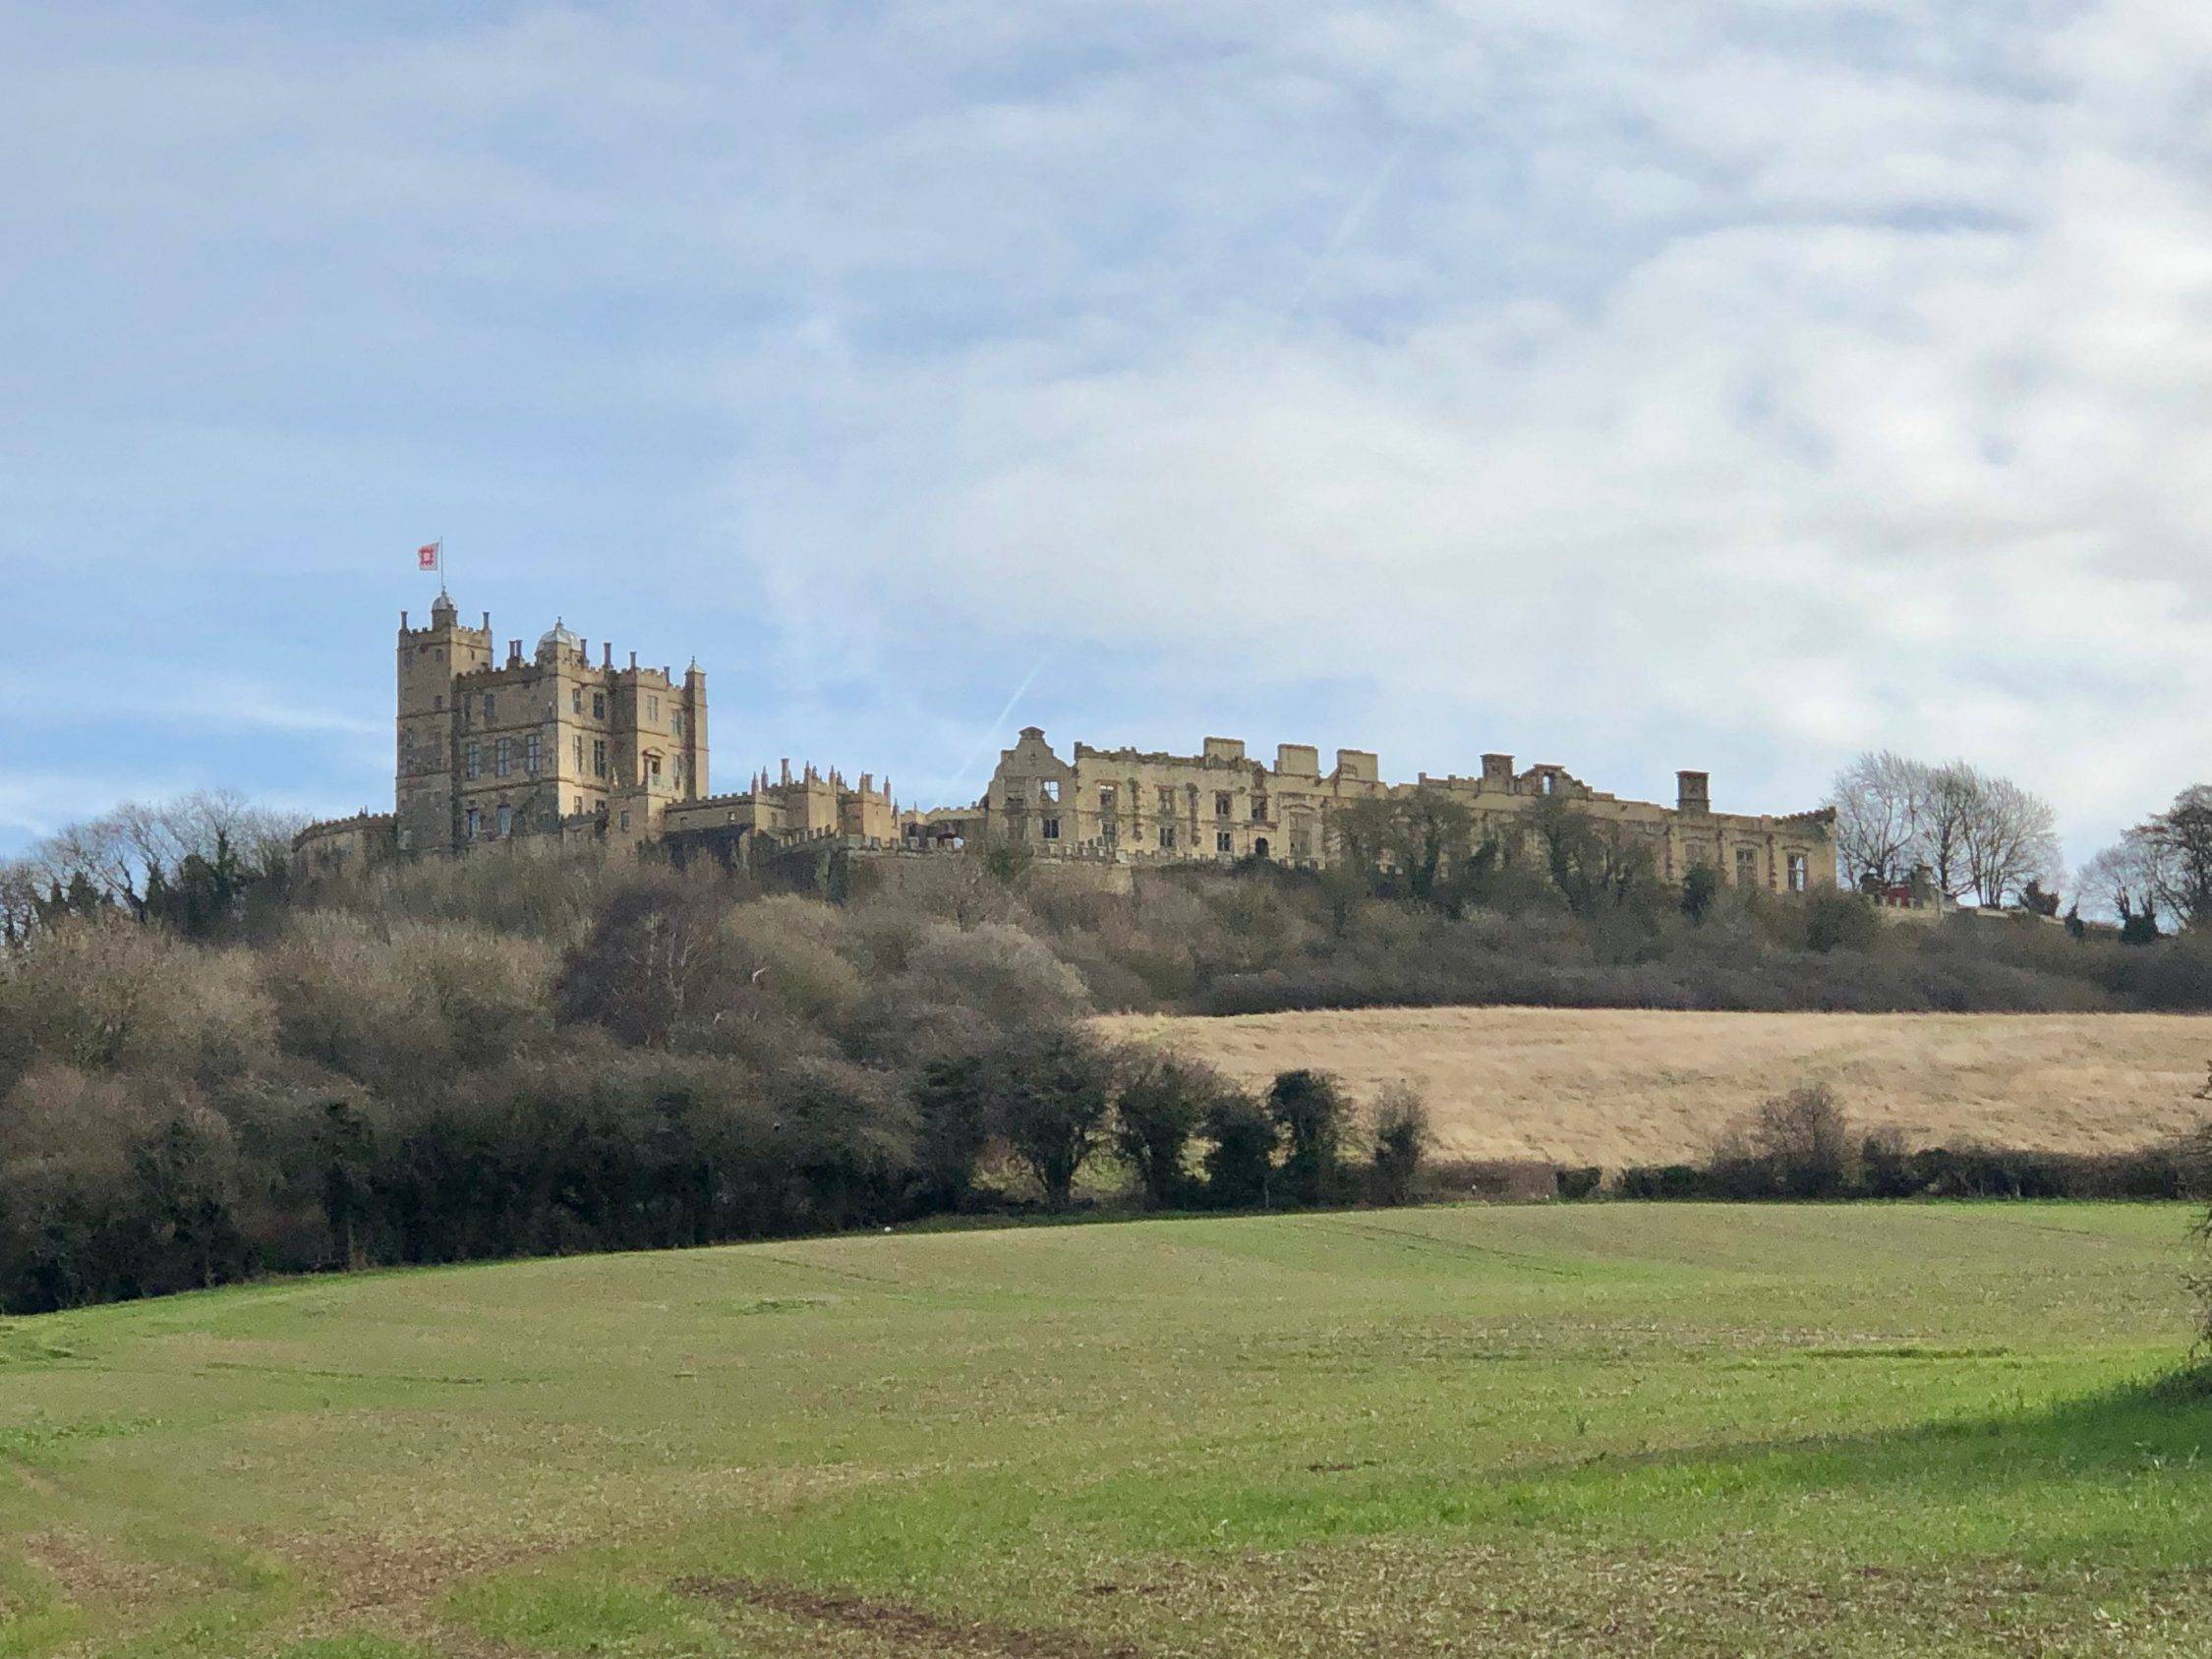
[5,1,2211,868]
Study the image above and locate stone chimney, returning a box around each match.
[1677,771,1711,815]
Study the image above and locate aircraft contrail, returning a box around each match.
[950,652,1049,790]
[1277,135,1413,333]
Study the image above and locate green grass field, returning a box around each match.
[3,1204,2209,1656]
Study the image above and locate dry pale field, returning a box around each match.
[1097,1006,2212,1166]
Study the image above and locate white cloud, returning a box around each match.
[5,0,2211,874]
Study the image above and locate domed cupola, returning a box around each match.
[535,618,581,663]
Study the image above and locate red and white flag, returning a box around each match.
[418,541,441,572]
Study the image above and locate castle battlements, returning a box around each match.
[299,591,1838,895]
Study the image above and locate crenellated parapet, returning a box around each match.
[975,726,1838,893]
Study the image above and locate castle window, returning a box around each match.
[525,734,541,776]
[1542,772,1557,795]
[1040,779,1061,803]
[593,693,607,719]
[1098,785,1117,814]
[593,739,608,777]
[495,737,513,776]
[483,693,495,721]
[573,736,583,771]
[1736,846,1760,887]
[1042,817,1061,840]
[464,742,481,780]
[1216,830,1233,853]
[1252,795,1268,821]
[672,711,684,738]
[1788,852,1809,892]
[1158,786,1176,815]
[1160,825,1177,849]
[1215,792,1233,818]
[465,807,481,839]
[572,689,582,715]
[574,797,584,816]
[619,810,630,830]
[496,804,512,836]
[648,695,660,720]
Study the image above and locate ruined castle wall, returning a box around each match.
[976,728,1836,891]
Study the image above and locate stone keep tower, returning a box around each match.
[396,593,494,852]
[393,594,709,853]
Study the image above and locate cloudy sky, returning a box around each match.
[6,1,2210,870]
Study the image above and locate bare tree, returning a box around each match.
[0,860,40,947]
[1918,762,1980,900]
[1829,750,1924,887]
[1829,754,2061,906]
[35,814,149,917]
[2076,839,2167,926]
[2140,785,2212,929]
[2078,788,2212,931]
[1959,773,2063,909]
[554,878,738,1048]
[5,792,309,942]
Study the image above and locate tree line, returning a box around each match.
[0,790,302,944]
[0,839,1456,1313]
[9,757,2212,1316]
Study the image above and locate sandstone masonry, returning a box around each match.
[295,595,1836,895]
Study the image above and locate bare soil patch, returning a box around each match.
[676,1574,1142,1657]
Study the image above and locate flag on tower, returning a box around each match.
[418,541,441,572]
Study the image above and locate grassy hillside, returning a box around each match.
[1101,1006,2212,1165]
[2,1203,2208,1655]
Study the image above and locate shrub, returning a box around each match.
[906,1051,994,1213]
[1804,891,1879,954]
[770,1058,918,1230]
[902,923,1091,1031]
[1859,1130,1921,1198]
[553,878,737,1049]
[1368,1082,1429,1208]
[0,919,275,1084]
[1112,1052,1221,1209]
[1680,865,1721,924]
[1710,1083,1857,1199]
[982,1026,1113,1211]
[1200,1088,1275,1210]
[1617,1164,1705,1200]
[1555,1165,1603,1201]
[1268,1069,1351,1207]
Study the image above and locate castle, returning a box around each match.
[293,595,898,873]
[294,594,1836,895]
[950,728,1835,893]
